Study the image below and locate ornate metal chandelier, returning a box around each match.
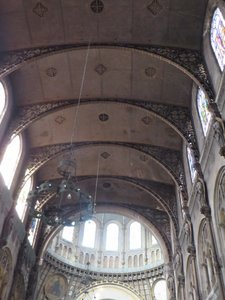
[27,158,95,226]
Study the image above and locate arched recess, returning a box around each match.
[214,167,225,267]
[197,219,217,299]
[76,282,143,300]
[152,278,168,300]
[185,255,198,300]
[37,205,170,267]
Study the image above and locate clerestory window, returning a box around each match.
[15,171,32,221]
[197,88,211,136]
[82,220,96,248]
[0,135,22,189]
[210,8,225,71]
[106,223,119,251]
[62,226,74,242]
[130,221,141,249]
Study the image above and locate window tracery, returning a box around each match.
[0,135,22,189]
[211,8,225,71]
[196,88,211,136]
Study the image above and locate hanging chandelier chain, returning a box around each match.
[93,153,100,213]
[70,40,91,157]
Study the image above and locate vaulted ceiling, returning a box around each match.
[0,0,210,256]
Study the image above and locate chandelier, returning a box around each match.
[27,42,96,227]
[27,158,95,226]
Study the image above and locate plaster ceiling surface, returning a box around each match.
[10,48,192,107]
[1,0,208,256]
[27,102,182,149]
[37,145,174,184]
[0,0,207,51]
[43,178,165,210]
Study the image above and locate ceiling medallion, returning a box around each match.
[90,0,104,13]
[147,0,163,16]
[33,2,48,17]
[99,113,109,122]
[145,67,156,78]
[101,152,110,159]
[46,67,57,77]
[142,116,152,125]
[95,64,107,75]
[55,115,65,124]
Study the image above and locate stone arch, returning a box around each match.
[37,205,170,268]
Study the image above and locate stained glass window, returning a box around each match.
[0,81,6,121]
[62,226,74,242]
[0,135,22,189]
[106,223,119,251]
[197,88,212,136]
[187,147,196,182]
[82,220,96,248]
[211,8,225,71]
[28,218,39,246]
[130,222,141,249]
[15,171,32,220]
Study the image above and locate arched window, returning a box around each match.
[210,8,225,71]
[154,280,167,300]
[15,172,32,220]
[0,135,22,189]
[106,223,119,251]
[82,220,96,248]
[152,235,158,245]
[197,88,211,136]
[28,218,39,247]
[130,221,141,249]
[0,81,6,122]
[62,226,74,242]
[187,147,196,182]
